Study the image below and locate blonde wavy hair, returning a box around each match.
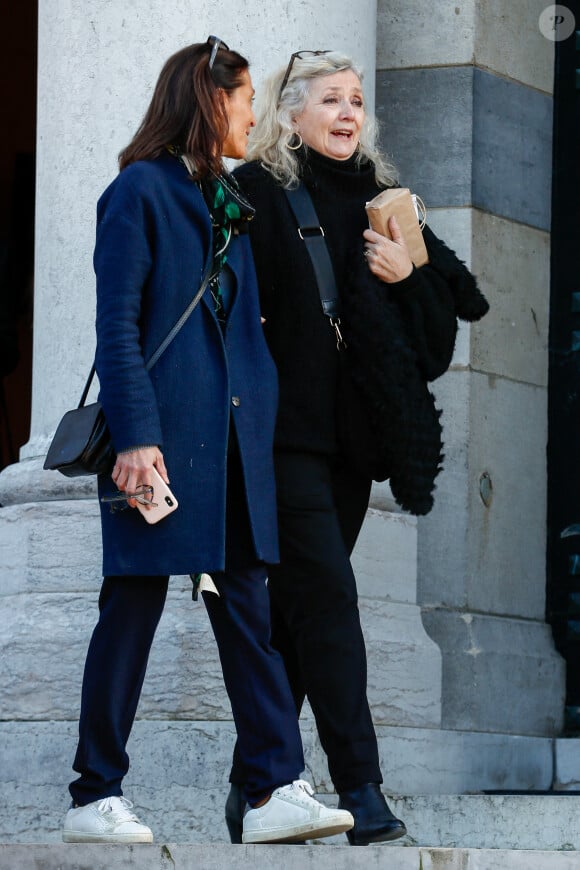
[245,50,398,189]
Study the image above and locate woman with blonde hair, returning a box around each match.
[225,50,488,846]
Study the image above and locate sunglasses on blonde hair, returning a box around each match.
[278,50,331,101]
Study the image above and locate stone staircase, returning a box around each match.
[0,468,577,866]
[0,843,579,870]
[1,794,580,868]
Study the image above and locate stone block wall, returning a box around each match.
[375,0,565,735]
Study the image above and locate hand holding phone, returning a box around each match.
[137,466,179,524]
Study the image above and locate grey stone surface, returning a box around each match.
[0,721,555,843]
[471,211,550,387]
[352,508,418,603]
[474,0,555,94]
[401,795,580,850]
[363,794,580,851]
[0,583,232,721]
[0,500,102,597]
[0,497,441,728]
[375,725,553,795]
[416,371,471,611]
[377,0,476,70]
[421,609,564,736]
[426,208,473,270]
[466,372,549,619]
[376,67,474,208]
[554,738,580,791]
[0,584,441,728]
[418,371,550,621]
[3,845,580,870]
[362,599,441,728]
[0,458,97,505]
[375,67,553,231]
[473,69,553,231]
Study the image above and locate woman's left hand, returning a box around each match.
[363,216,413,284]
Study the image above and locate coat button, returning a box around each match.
[231,396,241,407]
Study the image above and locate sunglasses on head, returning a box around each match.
[207,35,230,70]
[278,50,331,101]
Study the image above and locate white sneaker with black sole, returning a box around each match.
[242,779,354,844]
[62,795,154,843]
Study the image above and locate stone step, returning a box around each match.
[2,739,579,851]
[0,844,578,870]
[0,721,558,844]
[318,794,580,851]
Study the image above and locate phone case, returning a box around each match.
[136,467,179,524]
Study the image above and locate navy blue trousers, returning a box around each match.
[69,567,304,807]
[70,450,304,807]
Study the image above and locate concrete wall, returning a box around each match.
[27,0,377,461]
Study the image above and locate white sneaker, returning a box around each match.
[242,779,354,844]
[62,795,154,843]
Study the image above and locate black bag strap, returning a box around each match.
[78,259,214,409]
[284,185,346,349]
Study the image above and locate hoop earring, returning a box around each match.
[287,133,303,151]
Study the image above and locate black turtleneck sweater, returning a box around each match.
[234,148,464,456]
[234,149,391,455]
[233,147,489,510]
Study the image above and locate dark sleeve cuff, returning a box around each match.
[387,265,423,296]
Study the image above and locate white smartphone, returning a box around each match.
[136,466,179,525]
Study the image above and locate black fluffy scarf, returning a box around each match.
[340,231,488,516]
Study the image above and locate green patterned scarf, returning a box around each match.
[199,170,255,272]
[167,146,255,321]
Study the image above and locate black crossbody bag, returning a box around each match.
[43,262,213,478]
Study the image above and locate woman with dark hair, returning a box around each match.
[225,50,489,846]
[62,39,353,846]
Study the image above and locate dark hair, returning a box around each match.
[118,42,249,177]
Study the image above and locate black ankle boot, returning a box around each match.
[337,783,407,846]
[225,783,245,844]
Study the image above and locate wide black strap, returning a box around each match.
[78,258,213,409]
[284,186,341,322]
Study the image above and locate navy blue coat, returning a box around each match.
[94,153,279,576]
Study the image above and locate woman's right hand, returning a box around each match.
[112,447,169,507]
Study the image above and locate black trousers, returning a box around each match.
[231,451,381,793]
[69,447,304,807]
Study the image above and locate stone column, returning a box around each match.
[376,0,565,738]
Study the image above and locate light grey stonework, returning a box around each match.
[553,738,580,791]
[376,67,474,207]
[0,720,556,843]
[470,211,550,387]
[2,845,580,870]
[421,608,564,735]
[473,69,553,231]
[0,498,439,729]
[418,370,550,619]
[375,0,563,747]
[474,0,555,94]
[376,67,553,230]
